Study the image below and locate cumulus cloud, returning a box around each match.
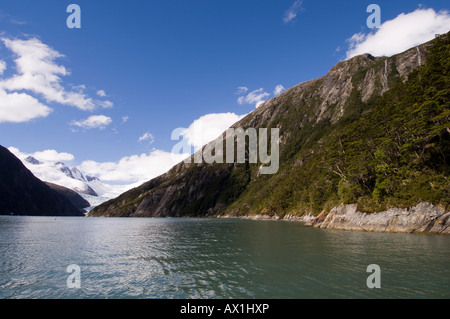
[71,115,112,130]
[283,0,304,24]
[80,150,188,183]
[274,84,285,96]
[8,147,74,163]
[122,116,129,123]
[138,132,155,144]
[180,112,246,150]
[237,88,270,108]
[97,100,114,109]
[9,147,75,163]
[236,86,248,94]
[346,8,450,59]
[32,149,75,162]
[71,84,86,93]
[96,90,107,97]
[0,37,96,111]
[237,84,285,108]
[0,37,115,123]
[0,40,54,123]
[0,89,52,123]
[0,60,6,75]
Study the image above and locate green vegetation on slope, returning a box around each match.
[224,34,449,217]
[90,33,449,218]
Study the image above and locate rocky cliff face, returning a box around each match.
[236,40,429,131]
[89,34,448,220]
[0,145,84,216]
[304,202,449,234]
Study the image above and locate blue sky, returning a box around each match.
[1,0,449,187]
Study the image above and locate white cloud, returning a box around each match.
[32,149,75,162]
[346,8,450,59]
[96,90,107,97]
[255,101,266,108]
[138,132,155,144]
[9,18,27,25]
[0,37,116,123]
[80,150,188,183]
[0,60,6,75]
[7,147,28,160]
[181,112,246,150]
[237,88,270,108]
[283,0,304,24]
[97,100,114,109]
[0,36,60,125]
[8,146,75,166]
[71,115,112,130]
[122,116,129,123]
[274,84,285,96]
[71,84,86,93]
[0,37,96,111]
[0,89,52,123]
[236,86,248,94]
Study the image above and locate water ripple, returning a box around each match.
[0,216,448,299]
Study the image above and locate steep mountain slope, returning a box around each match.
[23,156,100,196]
[0,146,85,216]
[45,182,90,212]
[90,33,449,218]
[11,153,116,208]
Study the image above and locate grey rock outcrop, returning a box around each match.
[305,202,449,234]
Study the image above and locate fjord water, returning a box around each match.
[0,216,448,299]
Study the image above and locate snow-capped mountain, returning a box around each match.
[51,161,101,196]
[18,156,117,209]
[8,148,141,210]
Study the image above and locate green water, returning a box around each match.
[0,216,448,298]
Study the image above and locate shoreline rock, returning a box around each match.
[303,202,449,235]
[220,202,449,235]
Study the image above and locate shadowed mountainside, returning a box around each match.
[0,145,84,216]
[45,182,90,212]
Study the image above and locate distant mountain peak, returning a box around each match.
[86,175,99,182]
[25,156,40,165]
